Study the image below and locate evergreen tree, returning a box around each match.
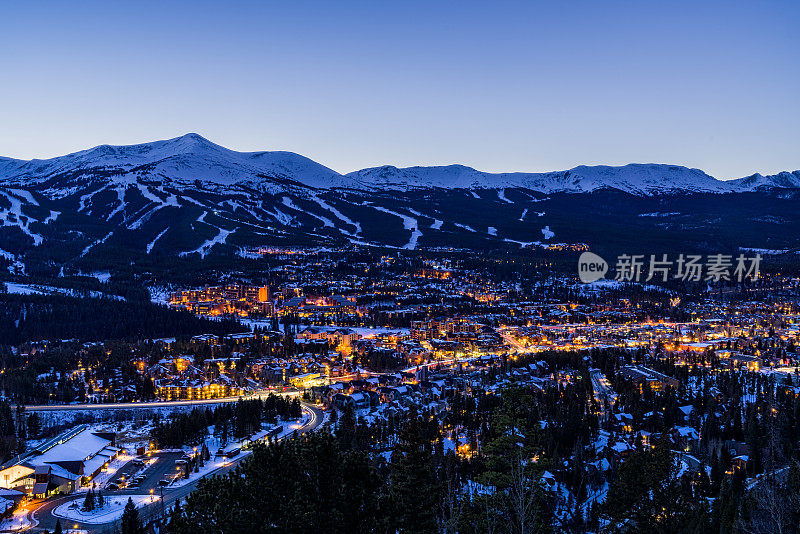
[336,405,356,450]
[120,497,142,534]
[83,488,95,511]
[27,413,41,439]
[53,519,62,534]
[390,415,440,533]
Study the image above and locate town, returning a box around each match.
[1,249,799,532]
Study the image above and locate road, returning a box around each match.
[26,403,324,533]
[25,390,298,412]
[499,329,528,353]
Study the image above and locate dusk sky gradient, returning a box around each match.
[1,0,798,179]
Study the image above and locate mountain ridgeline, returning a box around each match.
[0,133,799,272]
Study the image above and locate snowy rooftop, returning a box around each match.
[32,428,114,465]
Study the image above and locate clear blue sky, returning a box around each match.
[1,0,798,179]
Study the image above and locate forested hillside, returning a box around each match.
[0,293,245,345]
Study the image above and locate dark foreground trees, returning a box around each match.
[165,390,557,534]
[121,497,143,534]
[167,431,385,533]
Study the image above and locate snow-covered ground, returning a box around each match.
[369,206,421,250]
[169,452,244,489]
[0,506,33,531]
[312,195,361,236]
[53,495,154,524]
[0,190,43,246]
[3,281,124,300]
[80,231,114,258]
[146,228,169,253]
[496,189,513,203]
[180,226,234,258]
[406,208,443,232]
[169,414,312,489]
[503,238,540,248]
[81,454,135,491]
[283,196,333,227]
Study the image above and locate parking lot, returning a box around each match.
[104,451,184,493]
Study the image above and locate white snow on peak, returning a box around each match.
[0,133,359,191]
[729,170,800,191]
[348,163,736,195]
[1,134,797,196]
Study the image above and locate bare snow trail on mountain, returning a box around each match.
[497,189,513,203]
[7,189,38,206]
[282,196,334,228]
[106,186,128,220]
[126,186,181,229]
[78,185,107,213]
[180,227,235,258]
[0,191,43,245]
[504,238,540,248]
[407,208,443,231]
[146,228,169,254]
[44,210,60,224]
[312,195,362,236]
[80,231,114,257]
[369,205,421,250]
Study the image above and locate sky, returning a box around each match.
[1,1,798,180]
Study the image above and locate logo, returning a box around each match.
[576,252,762,283]
[578,252,608,283]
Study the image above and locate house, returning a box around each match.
[729,354,761,372]
[327,328,360,347]
[0,425,118,497]
[333,392,372,411]
[671,426,699,450]
[619,365,680,392]
[731,455,749,471]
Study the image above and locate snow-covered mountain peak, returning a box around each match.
[0,135,798,196]
[729,170,800,191]
[348,161,735,194]
[0,134,359,191]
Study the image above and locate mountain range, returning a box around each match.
[1,133,798,194]
[0,133,798,271]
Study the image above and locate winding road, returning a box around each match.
[23,402,324,533]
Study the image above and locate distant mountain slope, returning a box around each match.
[348,163,733,194]
[0,133,358,193]
[0,134,798,269]
[729,170,800,191]
[2,132,796,195]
